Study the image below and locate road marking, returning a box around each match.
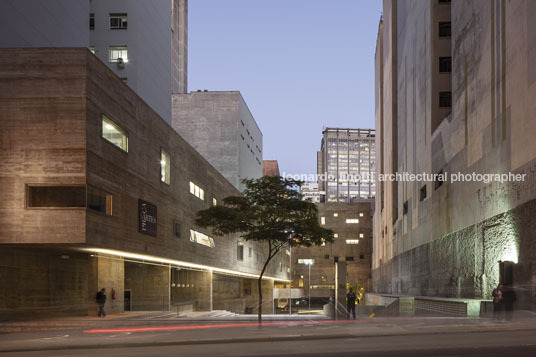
[109,332,132,338]
[42,334,69,340]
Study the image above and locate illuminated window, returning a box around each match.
[298,259,315,264]
[359,233,364,238]
[109,46,128,63]
[346,239,359,245]
[189,182,204,200]
[320,217,325,225]
[89,46,95,54]
[237,242,244,261]
[346,219,359,224]
[334,233,339,238]
[321,276,327,282]
[286,249,290,256]
[87,185,112,215]
[359,212,364,217]
[160,149,170,184]
[333,213,338,217]
[102,116,128,152]
[212,197,217,206]
[109,13,127,29]
[190,229,215,248]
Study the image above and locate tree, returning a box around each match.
[195,176,334,322]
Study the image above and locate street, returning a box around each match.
[2,317,536,356]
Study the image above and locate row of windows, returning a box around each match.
[89,46,129,64]
[319,216,361,225]
[90,13,128,30]
[101,116,217,207]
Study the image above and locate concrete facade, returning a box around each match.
[374,0,536,310]
[0,0,188,123]
[292,201,373,301]
[172,91,263,191]
[262,160,280,177]
[0,48,287,319]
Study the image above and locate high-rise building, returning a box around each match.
[318,128,376,202]
[172,91,263,191]
[300,182,321,203]
[374,0,536,310]
[0,0,188,123]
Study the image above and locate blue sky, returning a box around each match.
[188,0,382,176]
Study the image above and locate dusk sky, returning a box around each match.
[189,0,382,177]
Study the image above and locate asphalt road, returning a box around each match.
[2,318,536,356]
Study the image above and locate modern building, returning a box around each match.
[0,48,288,319]
[374,0,536,310]
[300,182,321,203]
[0,0,188,123]
[318,128,376,203]
[263,160,280,177]
[291,201,373,306]
[172,91,263,191]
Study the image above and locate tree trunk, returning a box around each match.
[257,275,263,323]
[257,241,276,323]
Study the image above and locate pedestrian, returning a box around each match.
[492,284,503,320]
[347,288,357,319]
[502,285,516,321]
[96,288,107,317]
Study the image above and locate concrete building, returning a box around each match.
[263,160,280,177]
[172,91,263,191]
[318,128,376,203]
[300,182,321,203]
[292,201,373,307]
[0,0,188,123]
[0,48,287,319]
[374,0,536,310]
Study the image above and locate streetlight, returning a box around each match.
[305,261,314,313]
[284,228,294,315]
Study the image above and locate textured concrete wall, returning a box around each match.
[0,248,89,320]
[373,0,536,308]
[124,262,169,311]
[88,255,124,315]
[171,91,263,191]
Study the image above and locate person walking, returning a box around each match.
[347,288,357,319]
[492,284,503,320]
[96,288,107,317]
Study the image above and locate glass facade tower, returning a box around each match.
[318,128,376,202]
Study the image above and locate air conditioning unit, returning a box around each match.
[117,57,125,68]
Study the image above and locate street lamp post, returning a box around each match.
[286,229,294,316]
[307,262,312,312]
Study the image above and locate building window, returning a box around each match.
[89,46,95,54]
[248,247,252,258]
[346,219,359,224]
[173,220,181,238]
[190,230,215,248]
[403,201,408,215]
[333,233,339,238]
[346,256,355,261]
[333,213,338,217]
[321,276,327,282]
[27,185,86,208]
[109,13,127,29]
[439,22,451,38]
[237,242,244,261]
[256,253,259,264]
[189,182,205,200]
[359,212,364,217]
[320,217,325,225]
[359,233,364,238]
[161,149,170,184]
[324,254,330,260]
[102,116,128,152]
[280,262,283,272]
[439,0,451,3]
[212,197,217,206]
[87,185,112,215]
[439,91,452,108]
[435,170,445,190]
[360,254,365,260]
[420,185,427,201]
[109,46,128,63]
[89,13,95,30]
[298,259,315,264]
[439,57,452,72]
[346,239,359,245]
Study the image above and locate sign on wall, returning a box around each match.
[139,199,157,236]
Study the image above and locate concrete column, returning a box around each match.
[88,255,124,316]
